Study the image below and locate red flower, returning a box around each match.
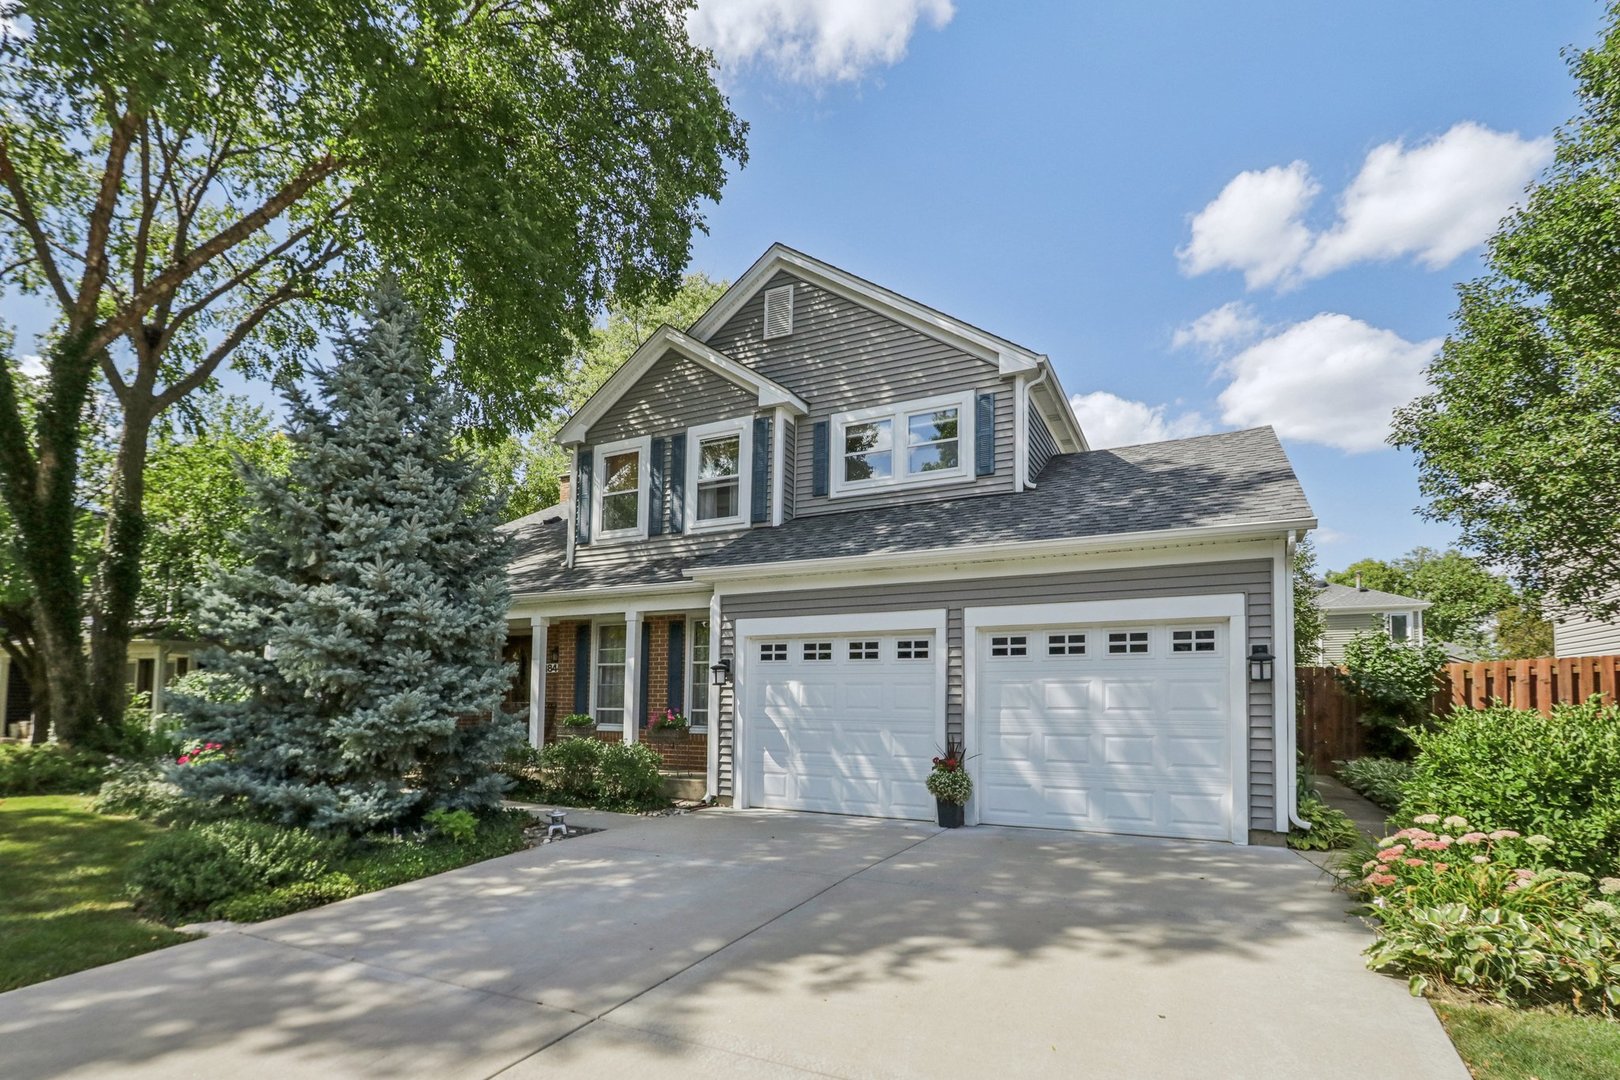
[177,755,191,765]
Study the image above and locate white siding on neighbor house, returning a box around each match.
[1319,611,1385,664]
[718,558,1280,831]
[1554,610,1620,658]
[703,270,1018,517]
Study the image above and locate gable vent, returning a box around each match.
[762,284,794,339]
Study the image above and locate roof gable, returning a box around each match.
[1317,582,1432,611]
[556,325,807,446]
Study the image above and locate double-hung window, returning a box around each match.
[685,419,751,531]
[1388,613,1410,642]
[593,437,650,540]
[831,391,974,496]
[594,623,627,729]
[689,617,710,732]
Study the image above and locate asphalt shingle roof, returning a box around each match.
[501,426,1314,594]
[1317,582,1430,611]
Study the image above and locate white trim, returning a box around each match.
[565,448,577,567]
[589,618,630,731]
[963,594,1250,845]
[624,611,642,744]
[592,435,652,543]
[731,607,949,815]
[510,585,714,617]
[762,283,794,339]
[828,390,975,499]
[1027,358,1088,453]
[707,592,722,799]
[690,521,1316,585]
[770,408,787,527]
[1275,537,1301,833]
[685,612,712,734]
[682,417,753,534]
[688,244,1042,376]
[557,324,807,445]
[529,616,548,747]
[1013,373,1028,494]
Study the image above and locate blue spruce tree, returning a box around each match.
[177,283,520,831]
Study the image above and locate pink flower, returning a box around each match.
[1489,830,1521,841]
[1515,868,1535,879]
[1404,858,1425,867]
[1458,832,1488,845]
[1472,856,1490,865]
[1376,846,1406,862]
[1434,863,1449,872]
[1362,860,1379,872]
[1366,873,1397,887]
[176,755,191,765]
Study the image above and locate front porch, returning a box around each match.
[504,606,716,793]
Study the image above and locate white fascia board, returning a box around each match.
[688,518,1319,586]
[1029,358,1088,452]
[688,244,1043,375]
[556,325,807,445]
[509,583,713,617]
[1323,599,1435,613]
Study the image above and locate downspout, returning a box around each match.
[1284,530,1311,831]
[1022,367,1052,490]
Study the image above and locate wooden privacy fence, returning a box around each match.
[1297,655,1620,775]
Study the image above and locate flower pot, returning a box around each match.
[936,800,965,829]
[648,727,684,742]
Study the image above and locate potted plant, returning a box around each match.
[648,708,689,741]
[926,741,972,828]
[559,712,597,737]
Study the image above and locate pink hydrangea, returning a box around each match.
[1413,814,1441,825]
[1489,830,1521,841]
[1458,832,1488,844]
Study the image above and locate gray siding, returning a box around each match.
[705,271,1017,517]
[1028,408,1058,482]
[781,418,797,520]
[1320,611,1384,664]
[1554,609,1620,658]
[719,558,1279,831]
[572,529,737,575]
[585,347,756,445]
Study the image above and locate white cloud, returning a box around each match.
[689,0,954,85]
[18,353,44,377]
[1179,123,1552,289]
[1070,391,1213,450]
[1176,162,1319,289]
[1303,122,1552,277]
[1171,301,1265,354]
[1216,314,1439,453]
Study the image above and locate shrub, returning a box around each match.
[1402,700,1620,876]
[596,741,665,809]
[128,819,342,921]
[1355,816,1620,1012]
[93,761,192,823]
[0,743,108,795]
[424,807,477,845]
[537,737,604,803]
[1337,757,1413,812]
[1339,631,1449,756]
[559,713,596,732]
[1289,792,1360,851]
[212,873,361,923]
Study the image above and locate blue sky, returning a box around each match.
[682,0,1606,569]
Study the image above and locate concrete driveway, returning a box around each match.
[0,809,1466,1079]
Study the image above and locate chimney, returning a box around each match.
[1356,572,1366,592]
[557,471,572,518]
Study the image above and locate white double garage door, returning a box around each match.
[737,599,1248,843]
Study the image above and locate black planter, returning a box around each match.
[936,800,965,828]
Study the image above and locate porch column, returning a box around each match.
[623,610,643,745]
[152,643,168,716]
[529,616,548,748]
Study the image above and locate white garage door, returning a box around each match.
[743,630,940,820]
[977,622,1234,841]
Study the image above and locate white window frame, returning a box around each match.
[684,417,752,533]
[829,390,975,498]
[592,435,651,542]
[590,619,629,731]
[1168,625,1222,657]
[1104,628,1154,657]
[687,615,710,733]
[1387,611,1413,643]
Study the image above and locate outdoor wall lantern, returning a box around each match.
[710,656,733,686]
[1248,644,1275,683]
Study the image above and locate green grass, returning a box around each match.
[1435,1001,1620,1080]
[0,795,193,991]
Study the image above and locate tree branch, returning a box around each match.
[0,131,73,310]
[72,109,140,334]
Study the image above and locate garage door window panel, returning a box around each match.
[1170,627,1219,654]
[848,640,880,661]
[990,634,1028,657]
[1048,632,1087,656]
[803,641,832,661]
[896,638,930,660]
[1107,631,1150,655]
[760,642,787,662]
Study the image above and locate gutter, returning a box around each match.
[1022,366,1052,489]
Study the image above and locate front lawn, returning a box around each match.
[0,796,192,991]
[1436,1001,1620,1080]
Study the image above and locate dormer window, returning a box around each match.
[592,436,650,540]
[685,418,752,531]
[763,284,794,339]
[830,391,973,497]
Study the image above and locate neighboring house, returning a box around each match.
[1314,582,1429,664]
[499,245,1317,845]
[0,639,199,740]
[1553,605,1620,658]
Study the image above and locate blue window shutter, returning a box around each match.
[975,393,996,477]
[648,436,666,536]
[575,451,593,545]
[573,623,591,714]
[751,416,771,524]
[668,620,685,715]
[668,433,686,534]
[811,420,829,497]
[639,625,651,727]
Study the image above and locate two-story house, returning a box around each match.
[500,246,1317,845]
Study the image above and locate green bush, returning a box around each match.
[1337,757,1413,812]
[0,743,108,795]
[344,810,530,892]
[212,873,361,923]
[1402,700,1620,877]
[537,737,604,803]
[93,761,192,823]
[424,807,477,845]
[127,819,342,921]
[1340,631,1449,756]
[1289,792,1360,851]
[596,741,665,810]
[1356,816,1620,1012]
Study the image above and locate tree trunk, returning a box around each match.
[1,608,53,742]
[88,396,153,736]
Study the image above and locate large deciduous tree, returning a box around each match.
[1327,548,1518,651]
[1392,6,1620,622]
[0,1,745,744]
